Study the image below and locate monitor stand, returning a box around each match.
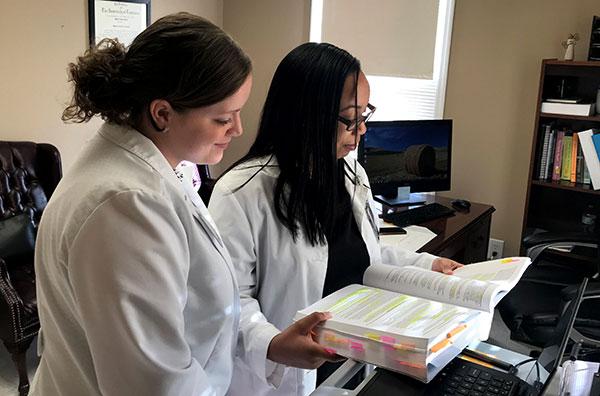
[374,193,427,208]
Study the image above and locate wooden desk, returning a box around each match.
[413,196,495,263]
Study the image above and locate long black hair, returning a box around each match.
[62,12,252,129]
[230,42,361,246]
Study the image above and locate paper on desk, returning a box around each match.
[380,225,437,252]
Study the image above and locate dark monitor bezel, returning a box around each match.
[358,119,453,195]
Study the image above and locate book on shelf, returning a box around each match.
[541,101,596,116]
[552,130,565,181]
[561,135,573,181]
[584,159,592,185]
[578,129,600,189]
[295,257,532,383]
[593,133,600,159]
[570,133,579,183]
[576,141,585,184]
[545,98,582,104]
[538,125,552,179]
[544,129,556,180]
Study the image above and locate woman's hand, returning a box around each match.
[267,312,344,369]
[432,257,464,274]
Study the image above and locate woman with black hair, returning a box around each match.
[208,42,462,395]
[31,14,333,396]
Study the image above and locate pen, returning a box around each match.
[461,348,514,372]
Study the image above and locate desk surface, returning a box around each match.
[380,195,495,263]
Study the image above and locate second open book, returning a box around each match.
[294,257,531,382]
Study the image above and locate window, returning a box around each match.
[310,0,455,120]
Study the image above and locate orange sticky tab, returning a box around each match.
[395,360,426,369]
[447,324,467,338]
[430,338,450,353]
[458,354,494,368]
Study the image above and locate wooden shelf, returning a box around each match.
[539,113,600,122]
[543,59,600,67]
[531,179,600,195]
[522,60,600,251]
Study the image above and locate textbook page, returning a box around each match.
[362,257,531,313]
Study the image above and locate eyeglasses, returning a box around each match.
[338,103,376,132]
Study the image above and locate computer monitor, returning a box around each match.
[358,120,452,204]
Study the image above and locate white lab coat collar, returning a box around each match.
[98,123,226,250]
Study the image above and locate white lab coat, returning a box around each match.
[208,156,437,396]
[31,123,247,395]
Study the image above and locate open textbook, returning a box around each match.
[294,257,531,382]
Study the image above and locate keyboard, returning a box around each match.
[357,359,523,396]
[382,202,455,228]
[431,358,520,396]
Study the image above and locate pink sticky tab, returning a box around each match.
[350,341,364,351]
[324,347,337,355]
[381,336,395,344]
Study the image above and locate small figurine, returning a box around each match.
[562,33,580,61]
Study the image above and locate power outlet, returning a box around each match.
[488,238,504,260]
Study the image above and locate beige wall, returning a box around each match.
[441,0,600,256]
[0,0,223,171]
[216,0,310,175]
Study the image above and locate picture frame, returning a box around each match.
[88,0,151,47]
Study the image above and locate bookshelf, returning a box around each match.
[522,59,600,249]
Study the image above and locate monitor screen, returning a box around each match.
[358,120,452,196]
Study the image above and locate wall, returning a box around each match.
[442,0,600,256]
[0,0,223,171]
[216,0,310,175]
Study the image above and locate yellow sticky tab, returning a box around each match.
[365,333,380,341]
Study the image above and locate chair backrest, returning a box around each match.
[0,142,62,223]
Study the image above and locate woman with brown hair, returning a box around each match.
[31,13,333,396]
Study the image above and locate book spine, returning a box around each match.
[576,137,584,184]
[570,132,578,182]
[561,135,572,181]
[552,131,565,181]
[538,125,552,179]
[584,161,591,185]
[578,130,600,189]
[545,130,556,180]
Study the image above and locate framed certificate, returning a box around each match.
[88,0,151,47]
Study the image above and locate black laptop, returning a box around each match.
[357,278,589,396]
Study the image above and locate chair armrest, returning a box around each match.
[523,232,599,248]
[561,282,600,301]
[523,232,598,263]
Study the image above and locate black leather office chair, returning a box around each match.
[0,141,62,396]
[498,231,600,349]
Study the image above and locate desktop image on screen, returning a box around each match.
[358,120,452,200]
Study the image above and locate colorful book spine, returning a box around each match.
[538,125,552,179]
[570,133,578,183]
[552,131,565,181]
[561,135,572,181]
[593,133,600,159]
